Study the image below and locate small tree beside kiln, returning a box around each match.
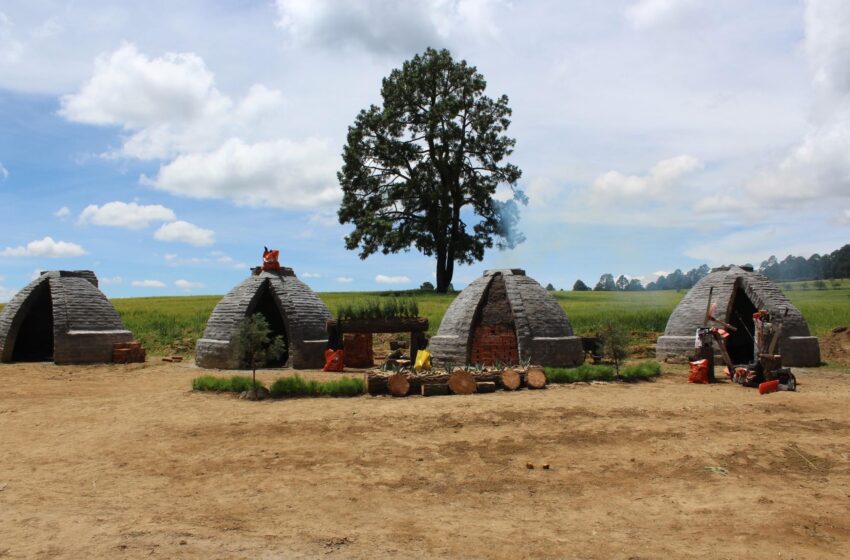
[230,314,286,400]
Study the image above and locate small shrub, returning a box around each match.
[269,374,365,398]
[601,321,630,375]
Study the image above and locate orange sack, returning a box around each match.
[323,349,344,372]
[688,359,710,384]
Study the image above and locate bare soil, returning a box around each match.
[821,328,850,365]
[1,360,849,559]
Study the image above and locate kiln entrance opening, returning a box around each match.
[12,282,54,362]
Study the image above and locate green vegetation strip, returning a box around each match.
[191,374,365,397]
[269,374,364,397]
[336,297,419,321]
[105,282,849,356]
[192,375,264,392]
[545,362,661,384]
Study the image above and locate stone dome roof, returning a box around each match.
[0,271,133,364]
[656,265,820,366]
[195,268,331,369]
[429,269,583,367]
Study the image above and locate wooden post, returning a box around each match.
[387,373,410,397]
[526,367,547,389]
[476,382,497,393]
[501,368,521,391]
[421,384,450,396]
[448,371,477,395]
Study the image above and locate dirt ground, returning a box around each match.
[1,360,849,560]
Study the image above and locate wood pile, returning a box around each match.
[112,341,146,363]
[366,365,547,397]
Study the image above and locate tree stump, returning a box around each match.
[448,371,477,395]
[476,381,497,393]
[526,367,547,389]
[501,368,521,391]
[421,383,450,397]
[387,373,410,397]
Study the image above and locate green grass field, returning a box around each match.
[2,280,847,357]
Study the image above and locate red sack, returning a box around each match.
[688,359,709,384]
[323,349,344,372]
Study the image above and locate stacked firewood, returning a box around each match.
[112,341,146,363]
[366,366,547,397]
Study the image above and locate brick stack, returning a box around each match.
[113,341,146,363]
[343,333,374,368]
[470,325,518,366]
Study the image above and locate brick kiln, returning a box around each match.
[656,265,820,366]
[195,267,331,369]
[430,269,584,368]
[0,271,136,364]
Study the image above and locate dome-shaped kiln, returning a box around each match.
[430,269,584,368]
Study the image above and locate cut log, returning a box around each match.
[501,368,521,391]
[476,381,497,393]
[387,373,410,397]
[526,367,547,389]
[448,371,477,395]
[421,383,450,397]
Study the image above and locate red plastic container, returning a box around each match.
[759,380,780,394]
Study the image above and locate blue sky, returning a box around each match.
[1,0,849,301]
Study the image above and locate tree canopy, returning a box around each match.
[338,48,525,292]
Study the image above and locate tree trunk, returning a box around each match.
[421,383,450,396]
[476,381,497,393]
[526,367,547,389]
[387,373,410,397]
[501,368,522,391]
[448,371,477,395]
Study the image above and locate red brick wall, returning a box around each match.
[344,333,373,368]
[470,325,518,366]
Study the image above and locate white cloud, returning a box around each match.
[54,206,70,218]
[60,44,339,211]
[274,0,505,53]
[1,236,86,258]
[131,279,165,288]
[375,274,411,284]
[841,209,850,224]
[625,0,697,29]
[175,279,204,290]
[0,12,23,65]
[100,276,123,285]
[0,161,8,180]
[301,272,321,278]
[591,155,702,201]
[336,276,353,283]
[164,253,178,261]
[153,220,215,246]
[741,1,850,208]
[142,137,340,209]
[78,201,176,229]
[683,224,845,266]
[59,43,227,131]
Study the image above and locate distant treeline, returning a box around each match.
[574,243,850,292]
